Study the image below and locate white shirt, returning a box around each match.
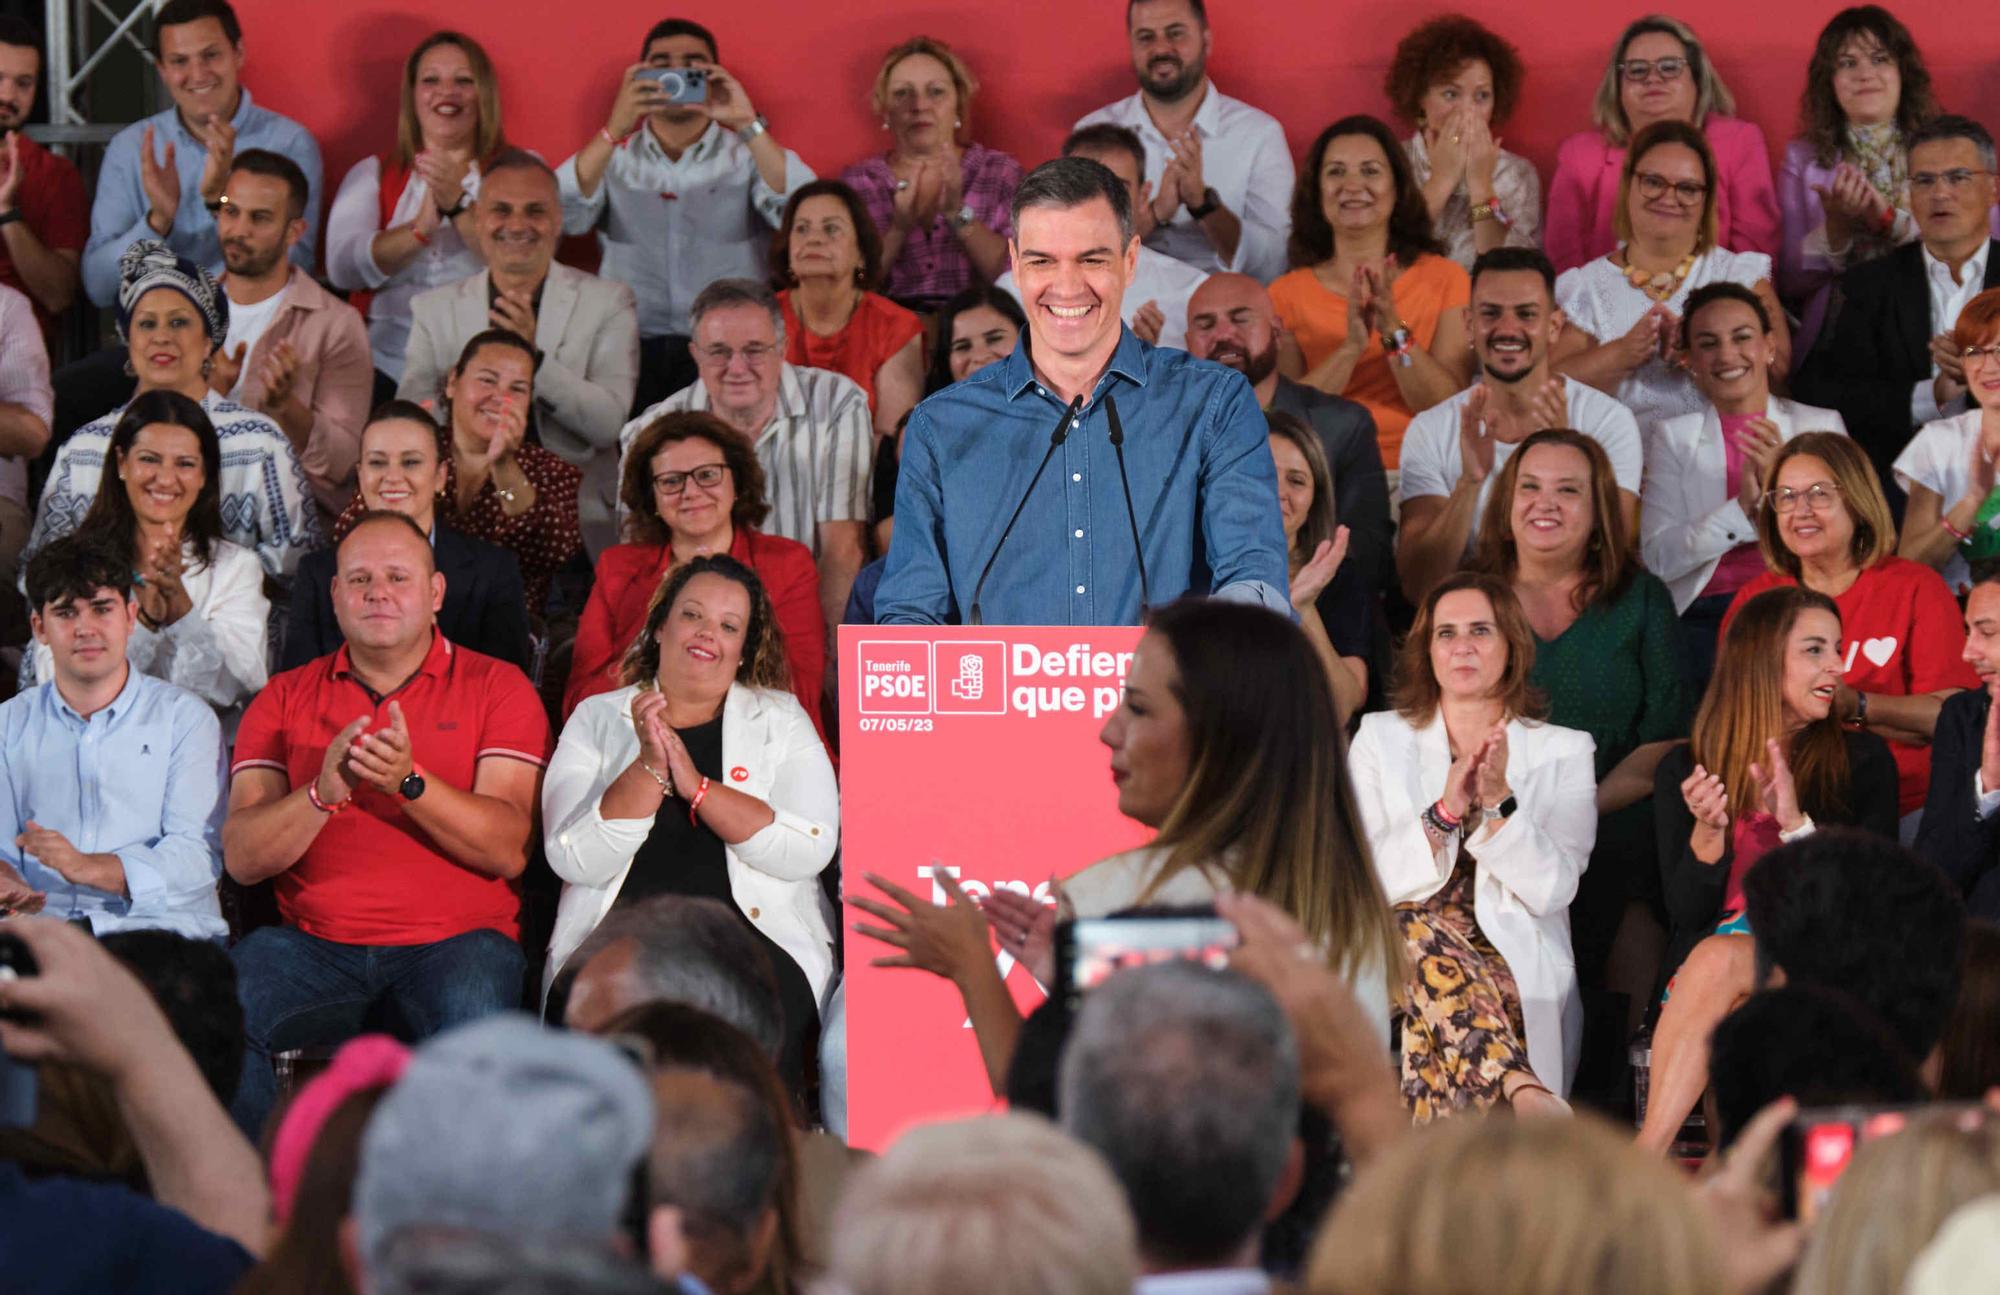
[1912,241,1991,425]
[1555,247,1773,438]
[1075,83,1294,282]
[1893,408,1992,594]
[994,245,1208,351]
[1398,378,1644,553]
[325,156,485,378]
[220,283,289,402]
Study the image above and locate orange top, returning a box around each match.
[1269,254,1470,468]
[778,290,923,412]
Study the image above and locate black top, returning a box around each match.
[1913,687,2000,922]
[615,714,731,909]
[1268,377,1391,597]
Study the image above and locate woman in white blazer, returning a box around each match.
[1639,282,1847,682]
[542,554,839,1049]
[1350,571,1597,1115]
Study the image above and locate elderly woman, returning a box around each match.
[543,555,838,1066]
[28,241,322,580]
[1386,15,1541,269]
[1553,120,1788,435]
[1544,15,1778,274]
[772,180,925,440]
[326,31,502,392]
[839,36,1022,315]
[564,410,822,731]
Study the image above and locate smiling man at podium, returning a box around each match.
[874,156,1288,627]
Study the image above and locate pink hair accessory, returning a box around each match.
[267,1034,412,1226]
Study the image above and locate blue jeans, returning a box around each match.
[229,925,524,1137]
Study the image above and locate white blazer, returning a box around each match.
[1349,711,1597,1094]
[541,682,840,1008]
[1640,397,1848,613]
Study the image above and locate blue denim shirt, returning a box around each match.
[876,329,1289,626]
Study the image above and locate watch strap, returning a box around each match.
[738,114,770,141]
[1186,186,1220,220]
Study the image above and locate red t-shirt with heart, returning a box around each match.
[1722,557,1976,815]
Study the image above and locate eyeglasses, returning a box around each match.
[1963,344,2000,365]
[697,343,777,366]
[1910,169,1993,194]
[652,464,729,494]
[1764,482,1844,514]
[1634,171,1709,206]
[1619,57,1687,83]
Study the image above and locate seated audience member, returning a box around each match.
[0,18,86,331]
[1271,114,1473,473]
[1268,412,1369,726]
[1705,984,1923,1153]
[1897,288,2000,593]
[772,179,923,440]
[25,392,267,726]
[560,18,811,414]
[1075,0,1294,282]
[1798,116,2000,500]
[1554,120,1788,436]
[284,401,531,672]
[565,411,822,728]
[1307,1116,1733,1295]
[1185,272,1390,596]
[1059,963,1302,1286]
[830,1113,1136,1295]
[840,36,1020,314]
[349,1016,654,1295]
[1642,282,1848,678]
[1397,246,1642,603]
[31,241,322,580]
[996,125,1209,353]
[1387,15,1542,268]
[327,31,504,397]
[1914,574,2000,920]
[1780,8,1973,361]
[372,329,580,612]
[0,531,227,937]
[621,278,870,637]
[1791,1109,2000,1295]
[1471,430,1685,1016]
[1544,15,1778,274]
[1642,588,1899,1152]
[222,512,550,1136]
[213,151,373,520]
[543,557,838,1073]
[1937,920,2000,1097]
[1723,432,1975,826]
[0,918,269,1291]
[0,281,51,643]
[1349,572,1596,1112]
[400,149,639,556]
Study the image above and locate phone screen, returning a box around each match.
[1783,1104,1987,1222]
[1058,913,1239,1006]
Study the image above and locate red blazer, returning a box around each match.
[563,529,827,739]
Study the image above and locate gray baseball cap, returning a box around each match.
[354,1013,655,1267]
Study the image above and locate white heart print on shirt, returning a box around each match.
[1846,637,1899,671]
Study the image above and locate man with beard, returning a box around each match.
[1074,0,1292,283]
[1396,247,1643,604]
[1185,272,1390,596]
[0,18,85,334]
[211,150,372,522]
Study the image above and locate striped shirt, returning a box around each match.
[0,284,52,510]
[619,363,872,554]
[28,390,325,580]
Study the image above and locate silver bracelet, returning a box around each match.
[640,760,674,798]
[738,114,769,141]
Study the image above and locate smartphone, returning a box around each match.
[1055,909,1239,1009]
[636,66,708,104]
[1780,1103,1989,1222]
[0,929,37,1127]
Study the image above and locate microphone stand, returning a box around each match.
[1104,395,1151,617]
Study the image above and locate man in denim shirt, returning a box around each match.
[877,156,1287,626]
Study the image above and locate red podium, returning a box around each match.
[837,625,1149,1150]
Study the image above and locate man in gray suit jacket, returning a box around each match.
[401,150,639,556]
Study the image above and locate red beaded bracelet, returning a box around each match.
[687,776,711,826]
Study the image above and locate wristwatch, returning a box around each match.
[1481,795,1518,822]
[1850,691,1870,729]
[398,768,427,802]
[737,114,769,141]
[436,194,468,220]
[951,202,975,229]
[1186,186,1220,220]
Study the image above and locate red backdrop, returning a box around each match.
[236,0,1998,234]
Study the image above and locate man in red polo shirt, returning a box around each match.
[0,19,86,334]
[222,511,547,1134]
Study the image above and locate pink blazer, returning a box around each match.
[1543,116,1781,275]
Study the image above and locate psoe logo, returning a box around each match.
[935,641,1006,716]
[855,641,932,715]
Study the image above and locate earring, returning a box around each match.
[880,119,890,131]
[122,358,136,379]
[201,357,214,379]
[954,118,962,130]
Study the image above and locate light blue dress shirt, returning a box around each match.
[876,328,1290,626]
[84,88,324,308]
[0,666,227,938]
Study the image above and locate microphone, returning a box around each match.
[1104,396,1151,617]
[969,393,1085,626]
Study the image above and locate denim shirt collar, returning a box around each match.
[996,326,1152,404]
